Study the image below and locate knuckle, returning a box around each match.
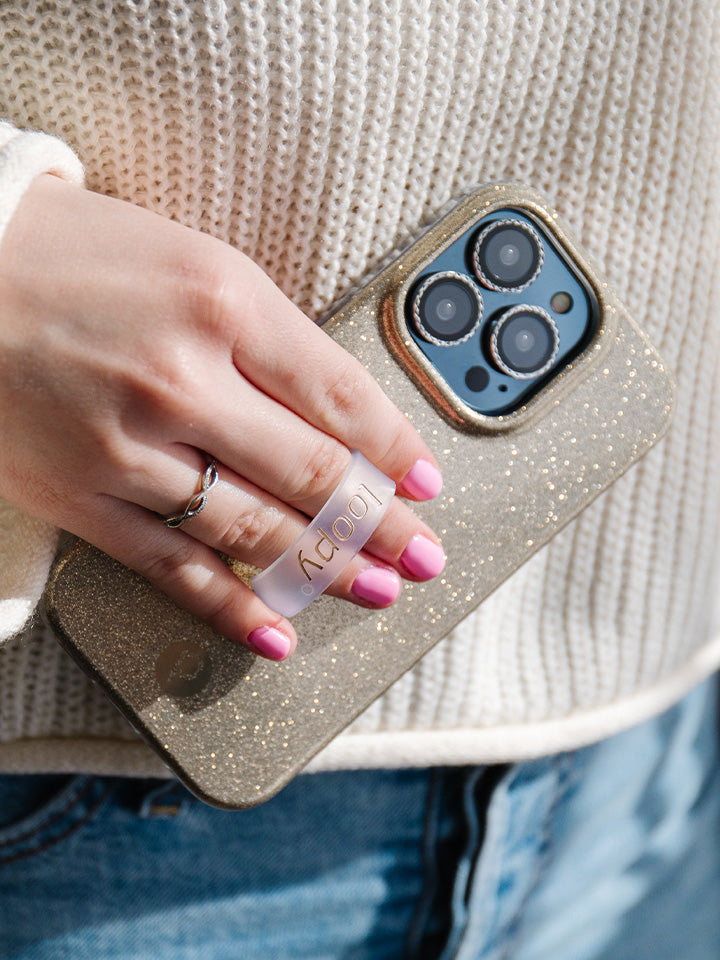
[321,363,369,425]
[292,442,348,501]
[177,247,249,342]
[142,539,197,588]
[378,416,413,469]
[82,424,137,481]
[115,352,197,424]
[218,505,273,555]
[201,273,236,339]
[200,587,242,630]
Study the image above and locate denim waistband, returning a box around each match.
[0,677,718,959]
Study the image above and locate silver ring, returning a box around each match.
[162,457,219,528]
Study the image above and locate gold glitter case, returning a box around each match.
[45,183,675,808]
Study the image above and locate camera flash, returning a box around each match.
[550,291,573,314]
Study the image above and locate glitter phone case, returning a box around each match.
[44,183,675,808]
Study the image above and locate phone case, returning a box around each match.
[44,183,675,808]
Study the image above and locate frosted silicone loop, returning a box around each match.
[251,451,396,617]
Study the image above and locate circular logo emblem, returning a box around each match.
[155,642,212,698]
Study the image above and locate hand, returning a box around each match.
[0,175,445,660]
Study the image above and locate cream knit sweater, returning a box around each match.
[0,0,719,777]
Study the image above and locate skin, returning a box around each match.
[0,174,444,659]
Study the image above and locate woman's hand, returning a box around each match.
[0,174,444,660]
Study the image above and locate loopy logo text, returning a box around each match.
[297,482,384,581]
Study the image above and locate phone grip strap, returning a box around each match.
[251,451,395,617]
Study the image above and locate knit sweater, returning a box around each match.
[0,0,719,777]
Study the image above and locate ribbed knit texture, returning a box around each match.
[0,0,719,771]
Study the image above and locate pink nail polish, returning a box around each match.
[400,534,446,580]
[399,459,443,500]
[351,566,402,607]
[246,625,295,661]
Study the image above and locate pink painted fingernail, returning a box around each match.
[246,625,295,661]
[399,459,443,500]
[400,534,446,580]
[351,566,402,607]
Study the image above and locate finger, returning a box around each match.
[184,365,443,529]
[217,264,443,501]
[117,446,446,592]
[72,494,298,661]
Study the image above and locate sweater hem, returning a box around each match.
[0,630,718,778]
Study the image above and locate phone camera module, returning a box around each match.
[412,271,483,346]
[473,219,543,292]
[489,305,559,379]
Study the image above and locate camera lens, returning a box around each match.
[489,305,559,379]
[412,271,483,345]
[473,219,543,291]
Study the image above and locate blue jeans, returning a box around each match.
[1,678,719,959]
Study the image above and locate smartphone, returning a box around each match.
[44,183,675,808]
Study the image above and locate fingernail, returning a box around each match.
[399,459,443,500]
[246,625,295,661]
[400,534,446,580]
[351,566,402,607]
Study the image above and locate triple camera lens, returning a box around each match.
[489,305,559,379]
[472,219,543,292]
[412,271,483,345]
[411,217,556,381]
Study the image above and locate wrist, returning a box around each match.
[0,124,84,255]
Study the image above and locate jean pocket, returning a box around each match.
[0,774,113,866]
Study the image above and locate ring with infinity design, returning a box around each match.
[162,457,219,528]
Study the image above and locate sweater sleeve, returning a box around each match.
[0,121,85,644]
